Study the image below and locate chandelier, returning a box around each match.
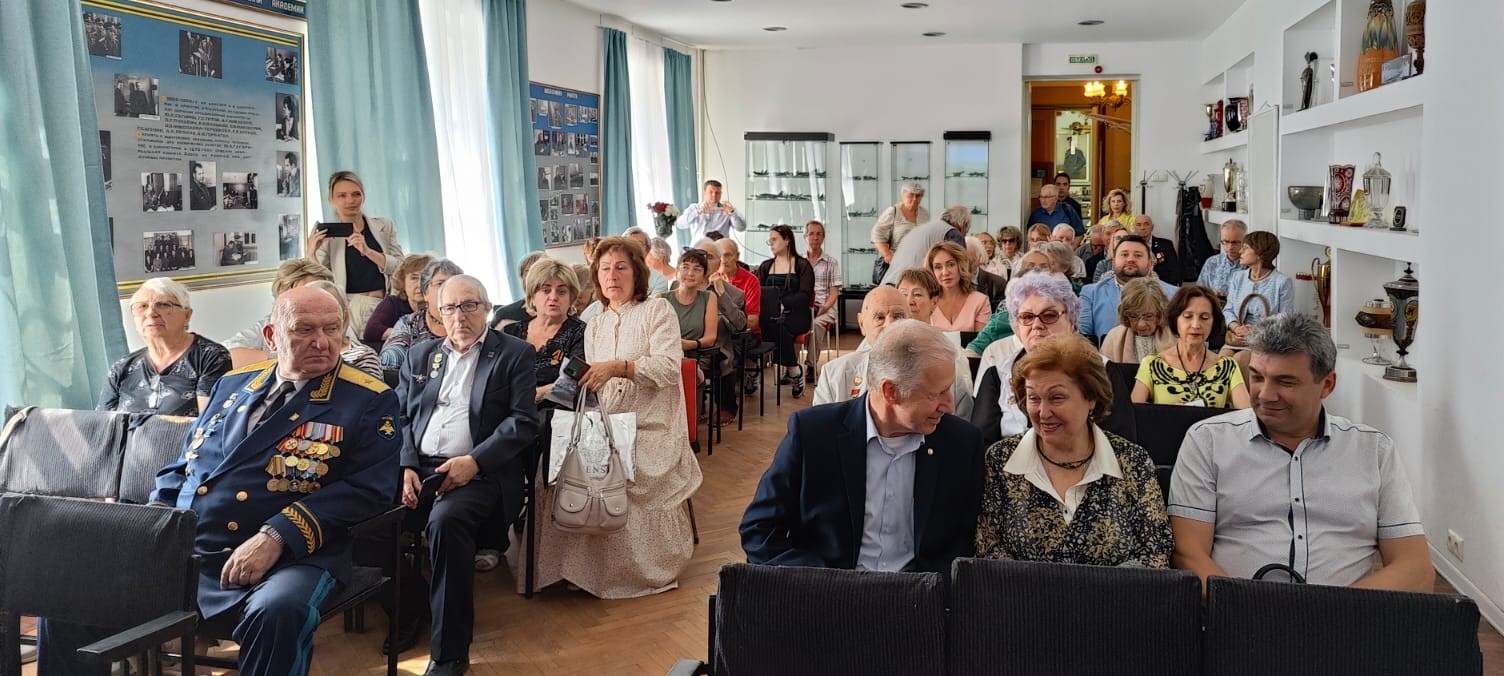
[1084,80,1130,110]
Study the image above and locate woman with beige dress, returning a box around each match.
[307,170,405,333]
[526,236,703,598]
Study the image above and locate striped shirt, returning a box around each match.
[810,251,841,306]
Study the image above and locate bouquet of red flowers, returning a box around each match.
[648,201,680,237]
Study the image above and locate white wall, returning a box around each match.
[1203,0,1504,631]
[701,43,1025,261]
[1022,41,1204,231]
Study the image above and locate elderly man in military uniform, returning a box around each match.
[38,286,401,675]
[399,274,539,676]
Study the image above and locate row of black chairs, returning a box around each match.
[669,559,1484,676]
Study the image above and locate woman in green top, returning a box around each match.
[661,247,719,354]
[1131,284,1251,409]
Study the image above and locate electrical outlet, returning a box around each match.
[1446,530,1464,561]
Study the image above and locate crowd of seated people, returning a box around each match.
[40,168,1446,676]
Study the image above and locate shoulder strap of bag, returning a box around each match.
[568,384,620,461]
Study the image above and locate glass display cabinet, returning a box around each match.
[943,132,990,234]
[840,141,880,288]
[743,132,833,265]
[890,141,931,213]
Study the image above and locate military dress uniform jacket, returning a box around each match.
[398,329,539,526]
[150,360,401,618]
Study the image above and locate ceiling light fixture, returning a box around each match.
[901,2,929,8]
[922,31,946,37]
[763,26,787,32]
[1078,19,1105,26]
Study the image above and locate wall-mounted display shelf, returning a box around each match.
[890,141,931,211]
[1205,209,1248,224]
[1277,218,1420,262]
[943,131,990,234]
[840,141,881,288]
[743,132,834,265]
[1281,74,1424,136]
[1201,132,1248,154]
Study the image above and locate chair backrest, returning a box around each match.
[0,494,197,629]
[120,414,195,504]
[1204,576,1483,675]
[947,558,1202,676]
[1099,362,1141,442]
[713,563,946,676]
[1130,403,1226,498]
[0,407,129,499]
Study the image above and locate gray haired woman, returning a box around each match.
[970,271,1103,446]
[870,181,929,282]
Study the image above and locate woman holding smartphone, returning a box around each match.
[308,170,404,333]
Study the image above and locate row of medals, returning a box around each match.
[266,437,339,493]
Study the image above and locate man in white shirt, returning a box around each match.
[1168,313,1433,592]
[816,285,973,417]
[676,179,746,242]
[398,275,539,676]
[804,220,841,382]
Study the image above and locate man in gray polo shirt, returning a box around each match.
[1168,313,1433,591]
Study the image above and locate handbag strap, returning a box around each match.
[568,382,620,460]
[1236,292,1272,322]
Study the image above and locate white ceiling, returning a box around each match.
[565,0,1247,49]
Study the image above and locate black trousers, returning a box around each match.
[408,458,506,663]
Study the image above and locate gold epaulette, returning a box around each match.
[226,359,276,376]
[338,364,389,394]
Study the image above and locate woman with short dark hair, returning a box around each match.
[1221,230,1294,365]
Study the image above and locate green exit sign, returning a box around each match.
[1069,54,1098,65]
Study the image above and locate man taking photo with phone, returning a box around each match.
[676,179,745,243]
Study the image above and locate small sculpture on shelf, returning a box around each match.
[1327,164,1356,224]
[1362,153,1393,229]
[1300,52,1318,111]
[1405,0,1426,75]
[1354,298,1394,365]
[1382,264,1419,383]
[1204,103,1217,141]
[1288,186,1324,220]
[1221,159,1240,212]
[1311,247,1332,327]
[1225,97,1248,133]
[1356,0,1402,93]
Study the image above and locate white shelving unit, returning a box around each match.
[1199,132,1248,154]
[1206,209,1248,224]
[1277,218,1420,261]
[1280,74,1424,136]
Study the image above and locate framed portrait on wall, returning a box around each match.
[1054,110,1092,183]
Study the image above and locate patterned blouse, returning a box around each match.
[975,428,1173,568]
[380,310,440,369]
[1134,354,1245,408]
[97,333,231,416]
[502,315,587,386]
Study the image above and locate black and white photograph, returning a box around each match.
[275,93,299,141]
[588,168,599,188]
[548,101,563,129]
[550,167,566,191]
[550,130,565,156]
[537,166,552,190]
[548,205,560,223]
[538,199,549,222]
[113,74,159,118]
[574,195,588,216]
[100,131,112,189]
[587,133,598,149]
[140,172,181,212]
[589,107,599,123]
[533,129,549,155]
[214,231,259,266]
[590,196,600,217]
[565,132,577,156]
[278,214,301,260]
[188,160,217,211]
[84,12,121,58]
[265,47,298,84]
[529,97,539,119]
[178,31,222,78]
[569,163,584,189]
[565,104,578,125]
[143,230,195,273]
[221,171,258,209]
[560,192,574,216]
[276,152,301,197]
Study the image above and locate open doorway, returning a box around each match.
[1025,80,1135,226]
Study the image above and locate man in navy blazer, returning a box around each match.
[741,320,984,574]
[398,275,538,676]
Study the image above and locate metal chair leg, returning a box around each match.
[686,499,699,545]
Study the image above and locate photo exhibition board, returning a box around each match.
[83,0,305,293]
[529,82,600,248]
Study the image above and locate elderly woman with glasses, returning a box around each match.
[964,250,1057,358]
[971,271,1105,446]
[99,277,231,416]
[1100,277,1176,364]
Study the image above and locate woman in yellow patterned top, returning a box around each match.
[1131,284,1251,409]
[975,334,1172,568]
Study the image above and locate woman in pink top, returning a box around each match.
[926,241,992,332]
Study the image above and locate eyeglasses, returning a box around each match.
[1000,239,1019,244]
[1016,310,1063,326]
[130,300,183,314]
[1128,313,1159,323]
[438,300,486,316]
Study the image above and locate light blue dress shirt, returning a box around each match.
[1196,254,1246,297]
[858,403,924,572]
[1078,275,1180,343]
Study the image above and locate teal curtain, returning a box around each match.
[0,0,128,409]
[601,28,635,234]
[308,0,446,254]
[664,47,698,215]
[483,0,542,285]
